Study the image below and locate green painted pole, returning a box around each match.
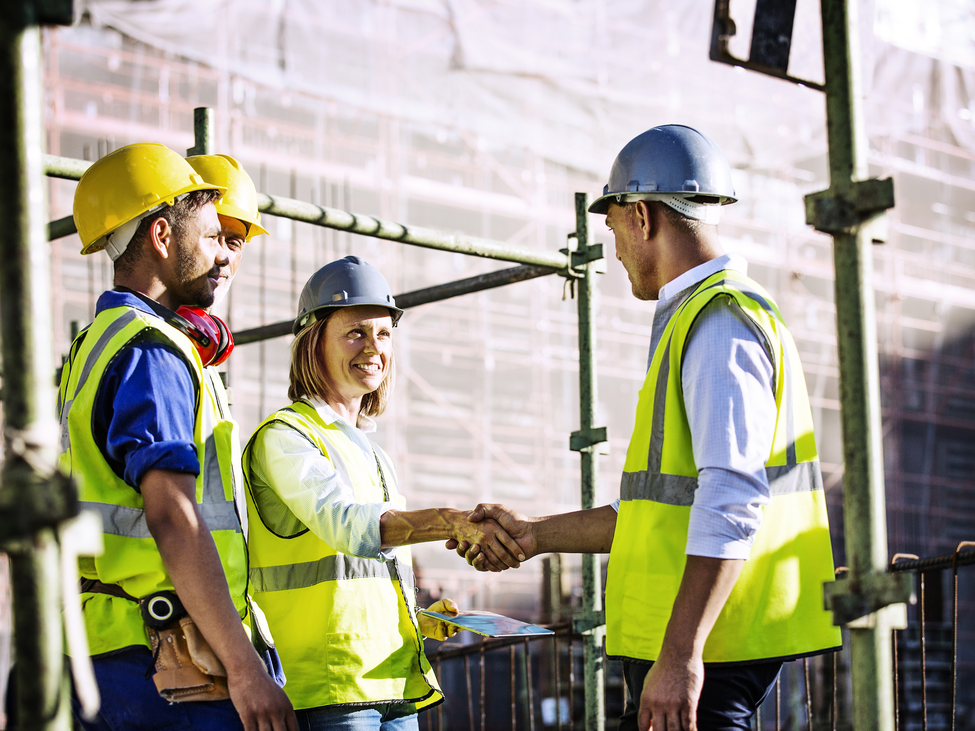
[187,107,214,156]
[572,192,605,731]
[820,0,895,728]
[0,1,74,728]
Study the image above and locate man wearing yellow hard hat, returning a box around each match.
[60,142,295,730]
[187,153,269,306]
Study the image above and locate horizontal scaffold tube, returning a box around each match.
[42,155,571,270]
[257,193,568,269]
[233,263,557,345]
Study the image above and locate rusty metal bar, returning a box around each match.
[510,644,517,731]
[832,651,838,731]
[776,680,781,731]
[525,637,535,731]
[465,653,475,731]
[804,658,812,729]
[950,542,974,731]
[480,639,487,731]
[568,633,575,731]
[920,572,928,731]
[553,634,562,731]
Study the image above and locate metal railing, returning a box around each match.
[417,545,975,731]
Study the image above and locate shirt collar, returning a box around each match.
[96,289,163,319]
[304,397,378,434]
[657,254,747,304]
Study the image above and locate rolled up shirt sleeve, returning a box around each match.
[94,338,200,491]
[247,422,398,560]
[682,297,777,560]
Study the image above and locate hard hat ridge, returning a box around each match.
[294,255,404,335]
[589,124,737,219]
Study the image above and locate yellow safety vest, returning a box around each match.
[606,270,842,664]
[242,400,442,712]
[57,305,248,655]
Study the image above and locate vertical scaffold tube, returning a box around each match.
[574,192,605,731]
[820,0,895,728]
[0,2,72,729]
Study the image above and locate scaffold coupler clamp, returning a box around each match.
[822,569,914,630]
[804,177,895,243]
[569,427,609,456]
[573,610,606,636]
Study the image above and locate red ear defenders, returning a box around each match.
[172,306,234,367]
[115,288,235,367]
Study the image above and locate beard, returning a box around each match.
[172,238,217,309]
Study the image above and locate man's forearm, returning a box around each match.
[532,505,617,554]
[659,555,744,660]
[142,470,264,674]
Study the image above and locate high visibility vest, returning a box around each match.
[57,305,248,656]
[242,400,442,711]
[606,270,842,664]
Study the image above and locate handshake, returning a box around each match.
[445,504,538,573]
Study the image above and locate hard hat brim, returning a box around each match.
[293,302,405,336]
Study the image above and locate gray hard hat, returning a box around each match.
[293,255,404,335]
[588,124,737,215]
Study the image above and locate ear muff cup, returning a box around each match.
[209,314,234,367]
[174,306,234,367]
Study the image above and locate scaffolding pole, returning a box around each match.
[569,193,607,731]
[0,1,76,729]
[809,2,907,730]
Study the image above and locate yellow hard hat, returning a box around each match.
[74,142,226,256]
[186,154,269,241]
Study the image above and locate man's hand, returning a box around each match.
[142,469,297,731]
[636,555,745,731]
[450,511,529,572]
[446,504,537,572]
[637,652,704,731]
[418,598,461,641]
[226,660,299,731]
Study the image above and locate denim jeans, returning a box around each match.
[297,704,419,731]
[72,646,244,731]
[619,659,782,731]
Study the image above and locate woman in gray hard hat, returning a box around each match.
[241,256,526,728]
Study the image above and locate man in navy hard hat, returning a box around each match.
[451,125,842,731]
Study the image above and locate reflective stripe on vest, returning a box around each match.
[250,553,417,597]
[58,305,247,656]
[606,269,841,664]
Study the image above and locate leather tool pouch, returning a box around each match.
[148,617,229,702]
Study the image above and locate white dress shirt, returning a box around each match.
[614,254,777,560]
[246,398,399,561]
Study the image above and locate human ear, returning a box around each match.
[635,200,654,241]
[148,217,172,259]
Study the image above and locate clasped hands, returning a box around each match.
[447,503,536,572]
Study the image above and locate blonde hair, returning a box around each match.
[287,313,394,418]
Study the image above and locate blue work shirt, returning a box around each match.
[91,290,199,491]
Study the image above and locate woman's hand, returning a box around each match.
[451,512,528,572]
[418,598,461,641]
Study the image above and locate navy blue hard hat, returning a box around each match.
[589,125,737,215]
[293,256,403,335]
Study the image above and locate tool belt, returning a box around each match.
[81,579,229,703]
